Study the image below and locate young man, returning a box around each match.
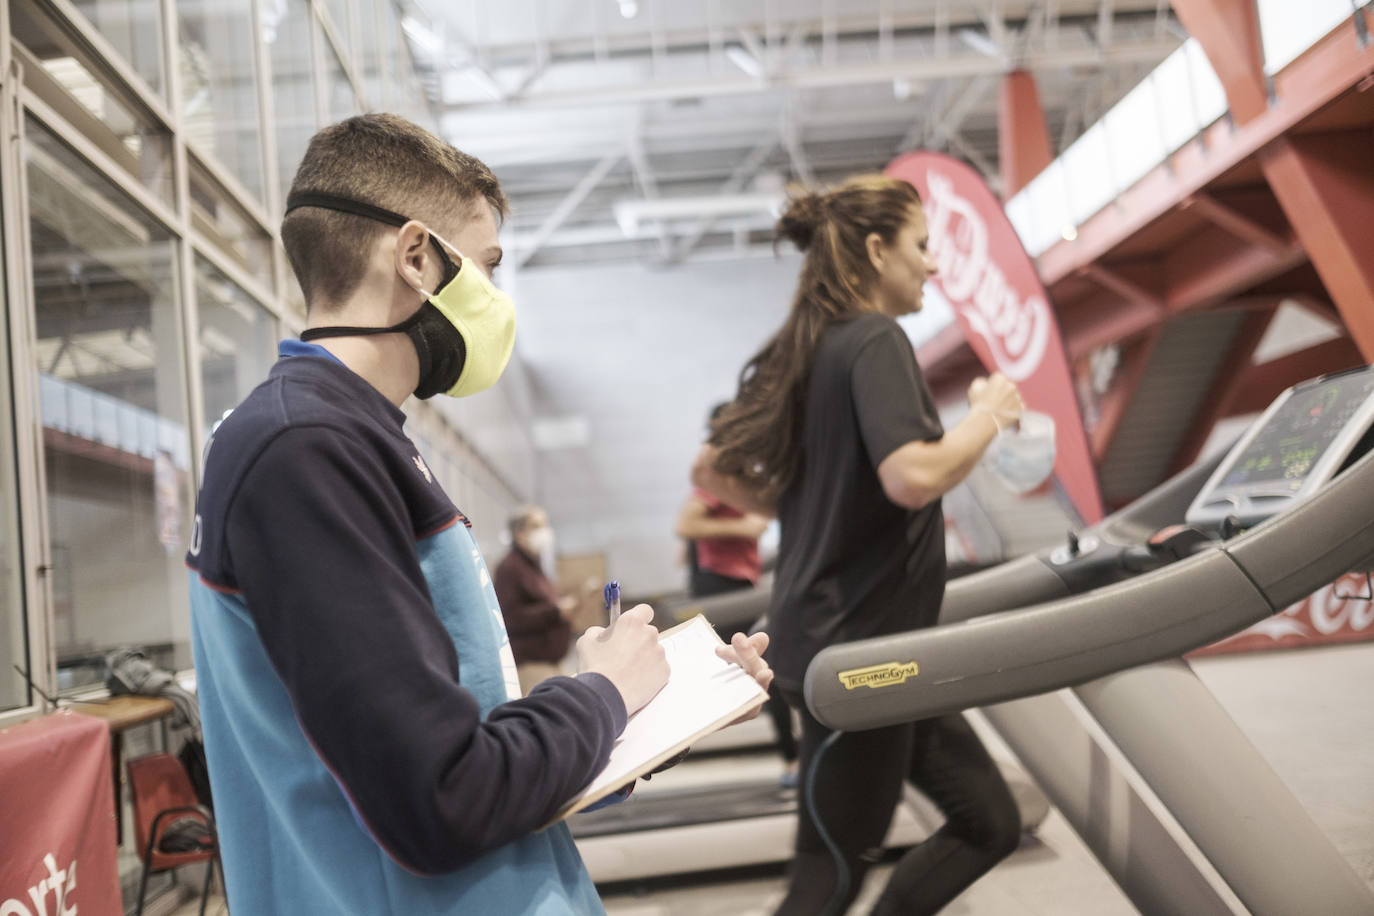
[186,114,772,915]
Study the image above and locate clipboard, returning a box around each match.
[544,615,768,827]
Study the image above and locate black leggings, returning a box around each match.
[776,693,1021,915]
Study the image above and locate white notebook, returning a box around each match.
[546,614,768,826]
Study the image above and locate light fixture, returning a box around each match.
[618,0,638,19]
[956,27,1003,59]
[725,45,764,78]
[1061,225,1078,241]
[612,193,787,236]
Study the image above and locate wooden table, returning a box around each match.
[68,695,176,844]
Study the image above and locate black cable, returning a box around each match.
[805,728,850,916]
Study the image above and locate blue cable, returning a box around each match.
[804,728,850,916]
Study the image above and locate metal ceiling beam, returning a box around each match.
[455,1,1163,64]
[782,100,815,185]
[442,37,1180,112]
[510,151,622,271]
[901,72,997,152]
[667,133,780,265]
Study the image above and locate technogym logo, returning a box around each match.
[838,661,920,690]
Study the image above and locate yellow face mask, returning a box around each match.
[289,192,517,400]
[416,229,517,399]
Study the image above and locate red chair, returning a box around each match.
[126,752,222,916]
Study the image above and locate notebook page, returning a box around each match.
[556,615,767,818]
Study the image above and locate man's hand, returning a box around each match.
[716,631,775,724]
[577,604,669,715]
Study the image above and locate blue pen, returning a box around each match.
[603,580,621,626]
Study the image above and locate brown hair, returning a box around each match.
[281,113,508,308]
[709,174,922,503]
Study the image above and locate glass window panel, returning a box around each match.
[325,25,359,122]
[265,0,317,209]
[188,155,273,287]
[12,1,175,203]
[0,211,27,714]
[178,0,266,202]
[194,255,276,436]
[25,117,193,691]
[1151,49,1204,153]
[379,2,408,110]
[1184,40,1228,128]
[324,0,355,64]
[358,0,385,109]
[1105,82,1165,192]
[70,0,167,99]
[1003,191,1035,252]
[1062,124,1115,227]
[1258,0,1355,75]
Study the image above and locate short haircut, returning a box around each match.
[508,505,544,538]
[281,113,508,309]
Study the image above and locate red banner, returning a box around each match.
[0,711,122,916]
[1192,572,1374,656]
[885,152,1104,524]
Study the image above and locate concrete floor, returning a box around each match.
[171,642,1374,915]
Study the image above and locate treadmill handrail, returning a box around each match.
[803,448,1374,732]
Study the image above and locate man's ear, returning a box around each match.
[865,231,886,272]
[393,220,433,295]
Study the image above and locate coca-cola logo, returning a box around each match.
[924,169,1050,383]
[1242,574,1374,642]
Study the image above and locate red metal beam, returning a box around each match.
[1227,335,1366,416]
[1161,227,1306,312]
[1259,128,1374,359]
[1061,295,1166,362]
[1180,192,1292,254]
[1089,330,1159,463]
[998,70,1054,198]
[1288,294,1344,325]
[1076,263,1166,311]
[1036,17,1374,287]
[1169,0,1269,124]
[1167,306,1278,475]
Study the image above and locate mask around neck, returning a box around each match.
[288,191,516,400]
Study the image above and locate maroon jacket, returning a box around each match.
[494,546,572,664]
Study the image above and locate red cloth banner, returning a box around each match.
[1192,572,1374,656]
[0,711,122,916]
[885,152,1104,524]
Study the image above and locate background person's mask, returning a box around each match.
[288,192,516,399]
[982,409,1057,494]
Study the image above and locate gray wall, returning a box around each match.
[511,254,801,595]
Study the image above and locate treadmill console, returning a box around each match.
[1186,365,1374,532]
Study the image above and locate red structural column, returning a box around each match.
[997,69,1053,198]
[1170,0,1268,124]
[1260,130,1374,360]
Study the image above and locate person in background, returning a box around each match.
[695,174,1025,916]
[187,113,773,916]
[495,505,580,695]
[676,404,800,786]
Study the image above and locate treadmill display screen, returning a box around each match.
[1219,371,1374,491]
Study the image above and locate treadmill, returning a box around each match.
[804,365,1374,915]
[573,366,1374,897]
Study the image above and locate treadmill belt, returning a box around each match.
[569,781,797,838]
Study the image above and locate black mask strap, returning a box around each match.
[299,306,427,342]
[285,191,460,291]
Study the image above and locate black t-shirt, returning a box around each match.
[769,313,946,692]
